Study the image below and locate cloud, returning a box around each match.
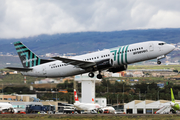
[1,0,180,38]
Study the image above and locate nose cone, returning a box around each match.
[169,44,175,51]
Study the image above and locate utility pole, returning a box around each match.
[2,83,3,96]
[24,76,26,84]
[56,88,57,101]
[117,93,118,110]
[107,80,109,93]
[123,83,124,104]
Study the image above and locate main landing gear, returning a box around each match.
[88,72,94,78]
[97,74,102,79]
[88,71,102,79]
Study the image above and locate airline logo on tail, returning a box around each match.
[14,41,41,68]
[74,89,79,102]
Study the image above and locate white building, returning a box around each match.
[34,78,61,84]
[75,73,101,103]
[124,100,180,114]
[95,98,107,107]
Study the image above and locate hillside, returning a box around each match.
[0,28,180,55]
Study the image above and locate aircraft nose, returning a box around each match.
[166,44,175,51]
[169,44,175,51]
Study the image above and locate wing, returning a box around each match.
[52,57,96,69]
[6,67,33,71]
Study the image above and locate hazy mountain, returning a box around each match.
[0,28,180,55]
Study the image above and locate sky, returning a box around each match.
[1,0,180,39]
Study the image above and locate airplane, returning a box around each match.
[155,88,180,114]
[73,89,100,113]
[6,41,175,79]
[101,106,116,114]
[0,103,17,114]
[170,88,180,113]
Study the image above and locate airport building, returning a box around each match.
[0,94,68,113]
[124,100,180,114]
[0,94,39,102]
[95,98,107,107]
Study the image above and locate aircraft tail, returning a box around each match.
[171,88,175,103]
[74,89,80,103]
[92,98,95,104]
[14,41,53,68]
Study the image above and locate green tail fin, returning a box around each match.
[14,41,53,68]
[171,88,175,103]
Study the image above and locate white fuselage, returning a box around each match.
[21,41,175,77]
[102,106,116,113]
[74,102,100,111]
[0,103,14,111]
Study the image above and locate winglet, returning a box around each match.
[74,89,79,103]
[171,88,175,103]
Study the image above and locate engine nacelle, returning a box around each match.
[96,59,113,70]
[108,65,127,73]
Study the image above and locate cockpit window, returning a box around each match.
[158,43,166,45]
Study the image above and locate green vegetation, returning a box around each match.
[128,65,180,71]
[0,65,180,85]
[1,79,179,104]
[1,114,180,120]
[0,65,180,104]
[0,72,44,84]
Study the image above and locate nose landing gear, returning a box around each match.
[157,60,161,65]
[157,55,165,65]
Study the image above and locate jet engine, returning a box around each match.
[108,65,127,73]
[95,59,113,70]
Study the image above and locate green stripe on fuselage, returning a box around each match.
[125,45,129,64]
[121,46,125,64]
[110,50,117,61]
[117,47,122,65]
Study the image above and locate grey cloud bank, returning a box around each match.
[1,0,180,39]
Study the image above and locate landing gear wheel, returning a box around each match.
[157,60,161,65]
[88,72,94,78]
[97,74,102,79]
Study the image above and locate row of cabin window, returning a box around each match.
[51,64,68,68]
[84,56,99,61]
[84,54,110,61]
[112,47,144,55]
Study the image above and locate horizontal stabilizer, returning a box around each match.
[6,67,33,71]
